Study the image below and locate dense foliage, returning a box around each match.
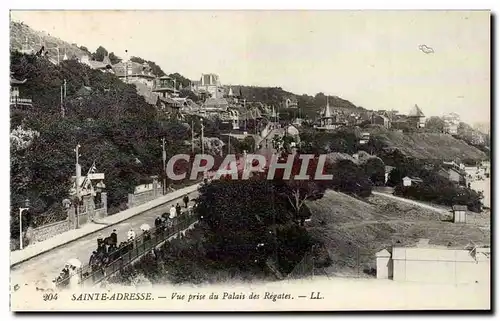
[9,51,203,235]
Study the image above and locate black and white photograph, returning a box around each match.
[7,9,491,311]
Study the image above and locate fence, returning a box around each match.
[56,211,198,289]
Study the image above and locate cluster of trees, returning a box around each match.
[299,128,360,155]
[79,45,121,64]
[226,87,364,119]
[394,183,483,212]
[385,154,483,212]
[9,51,214,236]
[129,56,166,77]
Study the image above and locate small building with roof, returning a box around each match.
[112,60,156,88]
[408,104,426,128]
[10,73,32,108]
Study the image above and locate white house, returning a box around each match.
[402,176,423,187]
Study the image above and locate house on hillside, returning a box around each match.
[408,104,426,128]
[283,97,298,109]
[443,113,460,135]
[372,113,391,129]
[192,73,223,99]
[152,76,177,99]
[402,176,423,187]
[202,97,229,112]
[438,167,465,185]
[10,73,33,108]
[78,55,114,72]
[112,60,156,88]
[316,97,347,130]
[159,95,183,114]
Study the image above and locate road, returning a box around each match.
[10,190,199,289]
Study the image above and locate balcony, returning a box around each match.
[10,97,33,107]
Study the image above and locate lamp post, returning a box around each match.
[19,199,30,250]
[74,144,81,229]
[161,137,167,195]
[191,119,195,154]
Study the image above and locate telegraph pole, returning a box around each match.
[60,85,64,118]
[200,118,205,155]
[162,137,167,194]
[244,99,247,131]
[74,144,81,229]
[191,120,195,153]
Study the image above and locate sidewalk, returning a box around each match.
[10,183,201,267]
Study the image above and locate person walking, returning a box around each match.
[110,229,118,246]
[127,228,136,241]
[176,203,182,217]
[183,195,189,208]
[169,205,176,219]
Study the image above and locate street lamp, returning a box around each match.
[74,144,81,229]
[19,199,30,250]
[161,137,167,195]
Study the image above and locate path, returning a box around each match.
[10,190,199,290]
[372,191,449,214]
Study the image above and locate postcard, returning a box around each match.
[9,10,491,311]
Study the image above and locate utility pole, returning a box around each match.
[191,120,195,154]
[60,85,64,118]
[200,118,205,155]
[74,144,81,229]
[244,99,247,131]
[162,137,167,195]
[64,79,67,98]
[228,133,231,154]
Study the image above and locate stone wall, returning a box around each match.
[127,179,163,208]
[27,192,108,245]
[29,219,71,243]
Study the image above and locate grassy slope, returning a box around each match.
[369,127,486,160]
[10,21,86,61]
[306,190,490,276]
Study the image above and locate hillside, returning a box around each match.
[10,21,86,61]
[223,86,365,118]
[368,127,487,161]
[306,190,490,276]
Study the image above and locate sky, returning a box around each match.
[10,10,491,123]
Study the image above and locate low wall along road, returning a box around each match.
[11,183,201,267]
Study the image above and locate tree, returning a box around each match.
[92,46,108,61]
[362,157,386,186]
[79,46,91,56]
[195,179,288,267]
[425,116,445,133]
[273,154,329,226]
[108,52,121,64]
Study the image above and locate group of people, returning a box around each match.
[54,195,194,286]
[154,198,189,231]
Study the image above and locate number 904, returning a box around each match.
[43,293,58,301]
